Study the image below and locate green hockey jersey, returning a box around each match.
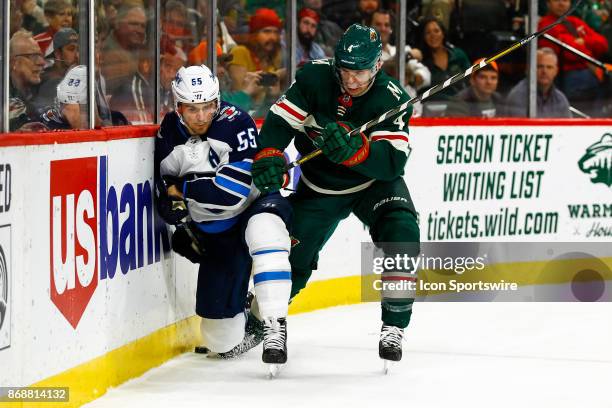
[258,59,413,194]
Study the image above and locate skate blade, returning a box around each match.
[382,359,395,375]
[267,363,283,378]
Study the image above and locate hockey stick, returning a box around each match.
[286,0,584,170]
[542,33,610,73]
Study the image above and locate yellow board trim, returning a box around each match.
[12,256,611,407]
[11,316,201,408]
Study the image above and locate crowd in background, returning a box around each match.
[5,0,612,132]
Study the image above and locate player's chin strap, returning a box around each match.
[286,0,585,171]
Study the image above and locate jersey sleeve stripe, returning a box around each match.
[218,166,252,186]
[277,99,307,120]
[214,175,251,197]
[226,160,253,172]
[371,134,410,143]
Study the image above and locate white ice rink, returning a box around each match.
[84,302,612,408]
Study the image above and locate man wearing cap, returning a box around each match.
[447,58,505,118]
[230,8,283,74]
[228,8,284,117]
[296,8,327,66]
[33,28,79,111]
[33,0,73,56]
[101,5,148,97]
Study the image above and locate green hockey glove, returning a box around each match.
[317,122,369,166]
[252,148,289,193]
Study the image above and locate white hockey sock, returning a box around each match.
[245,213,291,319]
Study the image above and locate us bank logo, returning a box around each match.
[0,224,10,350]
[50,157,171,329]
[578,134,612,187]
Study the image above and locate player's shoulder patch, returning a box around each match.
[216,101,243,123]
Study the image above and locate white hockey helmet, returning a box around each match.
[171,64,220,115]
[56,65,88,105]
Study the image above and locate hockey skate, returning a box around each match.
[262,317,287,378]
[379,324,404,374]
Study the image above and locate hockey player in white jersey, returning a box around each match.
[154,64,292,370]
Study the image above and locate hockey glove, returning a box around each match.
[252,148,289,193]
[317,122,369,166]
[155,177,189,225]
[172,225,205,263]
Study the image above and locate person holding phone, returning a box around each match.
[228,8,285,118]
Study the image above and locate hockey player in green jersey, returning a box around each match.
[251,24,420,364]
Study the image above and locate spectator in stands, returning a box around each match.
[419,17,470,114]
[188,17,237,65]
[372,9,431,91]
[371,9,424,62]
[162,0,194,56]
[228,8,284,117]
[33,0,73,56]
[325,0,381,29]
[350,0,381,28]
[9,31,46,131]
[301,0,343,57]
[230,8,283,73]
[446,58,505,117]
[21,0,47,35]
[420,0,455,31]
[160,39,187,117]
[218,55,262,114]
[506,48,571,117]
[101,5,147,97]
[296,8,327,66]
[10,0,25,37]
[219,0,250,38]
[538,0,609,116]
[574,0,610,32]
[34,28,79,110]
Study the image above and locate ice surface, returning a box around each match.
[84,302,612,408]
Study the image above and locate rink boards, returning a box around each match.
[0,119,610,407]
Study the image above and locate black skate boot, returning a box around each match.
[379,324,404,362]
[214,311,264,359]
[262,317,287,364]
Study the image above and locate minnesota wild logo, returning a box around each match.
[578,134,612,187]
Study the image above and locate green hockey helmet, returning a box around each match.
[334,24,382,71]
